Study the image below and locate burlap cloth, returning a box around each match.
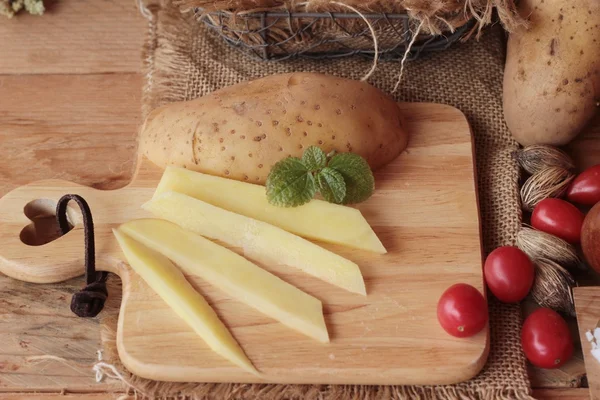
[99,2,533,398]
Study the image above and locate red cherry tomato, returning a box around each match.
[567,164,600,206]
[484,246,534,303]
[521,308,573,369]
[437,283,488,338]
[531,198,585,244]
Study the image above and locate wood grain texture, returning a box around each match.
[5,390,585,399]
[566,114,600,171]
[0,0,146,75]
[574,287,600,400]
[0,395,121,399]
[0,103,488,385]
[0,392,589,400]
[0,276,117,392]
[0,72,142,391]
[534,388,592,399]
[0,73,142,192]
[529,354,587,389]
[0,1,144,389]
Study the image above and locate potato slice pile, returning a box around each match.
[114,167,384,373]
[114,229,258,375]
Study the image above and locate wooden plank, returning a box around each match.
[574,287,600,400]
[529,351,587,389]
[0,275,119,392]
[0,394,120,399]
[534,388,591,400]
[0,387,589,399]
[0,73,142,194]
[0,0,146,75]
[0,72,141,391]
[6,391,590,400]
[566,114,600,171]
[0,0,145,392]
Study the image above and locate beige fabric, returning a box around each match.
[100,2,532,398]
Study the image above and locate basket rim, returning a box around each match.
[195,8,474,35]
[199,9,415,19]
[196,8,477,61]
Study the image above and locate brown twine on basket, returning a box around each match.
[179,0,523,91]
[329,1,379,81]
[191,1,431,85]
[177,0,523,36]
[394,19,424,92]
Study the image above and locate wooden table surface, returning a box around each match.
[0,1,598,398]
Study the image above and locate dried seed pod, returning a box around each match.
[520,167,575,211]
[514,145,575,175]
[530,258,576,316]
[517,226,582,269]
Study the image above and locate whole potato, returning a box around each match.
[503,0,600,146]
[139,73,408,184]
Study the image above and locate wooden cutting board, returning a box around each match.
[0,102,488,385]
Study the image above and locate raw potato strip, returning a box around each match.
[112,229,258,375]
[143,191,367,295]
[118,219,330,343]
[153,167,386,254]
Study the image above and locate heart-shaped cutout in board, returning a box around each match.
[0,163,159,283]
[19,198,75,246]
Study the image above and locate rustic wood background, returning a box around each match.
[0,0,598,398]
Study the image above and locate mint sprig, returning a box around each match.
[328,153,375,204]
[317,167,346,204]
[302,146,327,171]
[266,157,317,207]
[266,146,375,207]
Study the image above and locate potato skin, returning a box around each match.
[503,0,600,146]
[140,73,408,183]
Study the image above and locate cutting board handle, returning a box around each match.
[0,179,98,283]
[0,158,160,284]
[0,175,156,283]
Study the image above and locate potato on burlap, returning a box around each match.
[139,73,408,183]
[503,0,600,146]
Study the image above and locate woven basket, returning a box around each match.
[195,9,475,61]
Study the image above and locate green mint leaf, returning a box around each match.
[328,153,375,204]
[317,167,347,204]
[302,146,327,171]
[266,157,317,207]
